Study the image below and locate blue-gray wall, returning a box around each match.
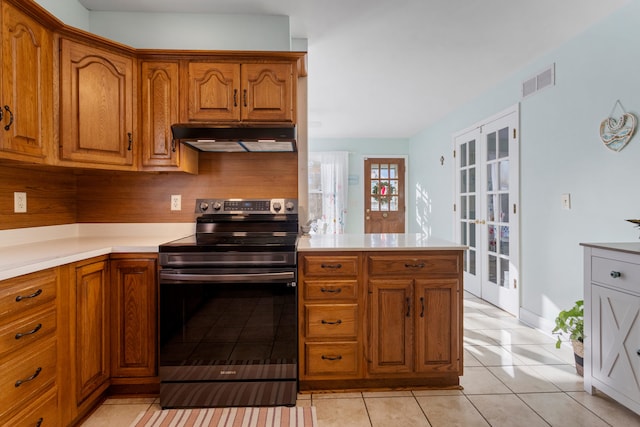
[409,0,640,329]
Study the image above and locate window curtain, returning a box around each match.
[310,151,349,234]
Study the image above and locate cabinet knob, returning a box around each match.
[610,271,622,279]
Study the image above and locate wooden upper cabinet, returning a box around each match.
[186,62,294,123]
[140,61,197,173]
[0,2,53,162]
[60,38,136,168]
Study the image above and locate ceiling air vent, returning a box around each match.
[522,63,555,98]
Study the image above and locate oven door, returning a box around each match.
[159,267,297,384]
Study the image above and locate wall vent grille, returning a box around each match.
[522,63,555,98]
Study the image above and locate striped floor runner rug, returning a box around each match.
[131,406,317,427]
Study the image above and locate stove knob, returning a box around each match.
[285,202,295,211]
[199,202,209,212]
[272,202,282,212]
[212,202,222,211]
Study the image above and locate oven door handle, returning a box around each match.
[160,271,295,283]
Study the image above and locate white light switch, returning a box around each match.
[561,193,571,210]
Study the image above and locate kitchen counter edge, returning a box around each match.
[297,233,466,251]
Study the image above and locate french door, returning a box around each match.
[454,106,520,315]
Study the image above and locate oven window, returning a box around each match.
[160,282,297,366]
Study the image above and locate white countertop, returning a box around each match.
[0,223,194,281]
[297,233,466,251]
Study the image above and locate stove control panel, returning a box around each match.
[195,198,297,214]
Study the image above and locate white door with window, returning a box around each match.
[454,105,520,316]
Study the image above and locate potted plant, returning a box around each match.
[552,299,584,376]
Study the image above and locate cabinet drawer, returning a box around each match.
[367,254,460,276]
[303,280,358,300]
[305,304,358,339]
[0,307,56,360]
[0,339,56,420]
[0,269,57,322]
[302,256,359,276]
[592,256,640,294]
[2,386,58,427]
[305,342,358,376]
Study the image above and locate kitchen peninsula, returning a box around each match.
[297,233,466,391]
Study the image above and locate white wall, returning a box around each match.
[33,0,89,29]
[309,138,410,234]
[409,0,640,328]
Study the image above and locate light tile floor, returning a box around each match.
[81,293,640,426]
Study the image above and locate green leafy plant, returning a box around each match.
[552,299,584,349]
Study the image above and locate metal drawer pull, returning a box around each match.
[321,355,342,361]
[405,262,425,268]
[15,323,42,339]
[321,319,342,325]
[15,367,42,387]
[4,105,13,130]
[15,289,42,302]
[320,263,342,269]
[320,287,342,294]
[610,271,622,278]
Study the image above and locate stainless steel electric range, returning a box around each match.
[158,198,298,408]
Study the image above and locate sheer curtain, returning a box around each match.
[309,151,349,234]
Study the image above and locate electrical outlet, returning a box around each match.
[171,195,181,211]
[14,192,27,213]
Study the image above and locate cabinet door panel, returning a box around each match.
[187,62,240,122]
[75,260,109,403]
[368,279,413,374]
[0,2,52,160]
[591,284,640,403]
[111,258,157,377]
[60,39,134,166]
[242,63,293,122]
[414,279,460,372]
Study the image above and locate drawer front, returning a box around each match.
[368,254,460,276]
[2,386,58,427]
[305,304,358,339]
[0,339,56,420]
[302,256,359,276]
[592,256,640,294]
[0,269,57,322]
[303,279,358,300]
[0,308,56,360]
[305,342,358,376]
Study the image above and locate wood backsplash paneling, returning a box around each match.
[0,162,77,230]
[76,152,298,223]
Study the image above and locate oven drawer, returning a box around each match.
[302,256,359,276]
[304,342,358,376]
[0,307,56,360]
[367,253,461,276]
[303,279,358,300]
[305,304,358,339]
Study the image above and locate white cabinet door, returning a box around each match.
[591,284,640,403]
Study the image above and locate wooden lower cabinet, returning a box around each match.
[298,250,463,391]
[0,268,58,426]
[58,256,110,426]
[109,254,159,392]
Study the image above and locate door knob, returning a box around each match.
[383,213,388,218]
[366,216,370,220]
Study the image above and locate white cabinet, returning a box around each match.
[583,243,640,416]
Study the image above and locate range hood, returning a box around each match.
[171,124,296,152]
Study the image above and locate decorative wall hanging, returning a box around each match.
[599,100,636,152]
